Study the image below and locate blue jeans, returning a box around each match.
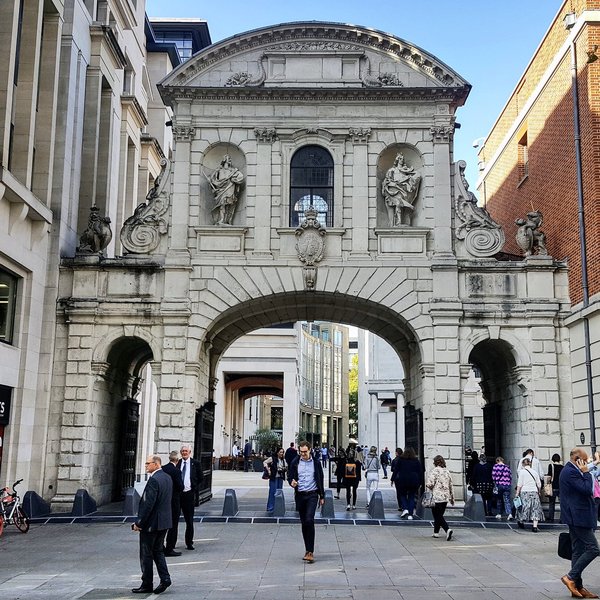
[497,485,512,516]
[568,525,600,587]
[267,477,283,511]
[397,486,418,515]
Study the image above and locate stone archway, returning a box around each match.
[49,22,571,509]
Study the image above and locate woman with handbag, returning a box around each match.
[546,453,563,522]
[333,448,347,499]
[263,447,287,512]
[425,455,454,541]
[515,457,544,531]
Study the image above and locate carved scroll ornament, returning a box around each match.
[454,160,504,257]
[120,158,171,254]
[225,56,266,87]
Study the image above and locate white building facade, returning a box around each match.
[2,20,574,509]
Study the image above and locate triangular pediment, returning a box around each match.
[159,22,470,92]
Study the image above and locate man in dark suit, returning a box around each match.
[243,439,252,472]
[285,442,298,466]
[132,454,173,594]
[177,444,203,550]
[287,440,325,563]
[559,447,600,599]
[162,450,184,556]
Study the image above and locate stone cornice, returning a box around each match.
[160,85,466,105]
[160,22,470,92]
[121,95,149,127]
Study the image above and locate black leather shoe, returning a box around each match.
[132,586,153,593]
[153,581,171,594]
[186,544,194,550]
[164,550,182,557]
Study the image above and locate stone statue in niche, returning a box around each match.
[515,210,548,257]
[203,155,245,226]
[381,153,421,226]
[77,206,112,254]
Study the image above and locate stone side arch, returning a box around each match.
[92,325,163,364]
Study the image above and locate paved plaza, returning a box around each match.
[0,471,594,600]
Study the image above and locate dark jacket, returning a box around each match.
[243,443,252,458]
[391,457,421,489]
[176,457,203,492]
[266,454,287,481]
[287,456,325,499]
[548,462,564,494]
[136,469,173,532]
[559,460,596,528]
[162,461,184,498]
[341,459,362,487]
[473,461,494,494]
[284,447,298,465]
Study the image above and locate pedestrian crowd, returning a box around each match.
[129,440,600,599]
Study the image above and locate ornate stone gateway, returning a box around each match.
[52,23,571,508]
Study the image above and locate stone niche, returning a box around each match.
[197,143,247,227]
[376,144,424,228]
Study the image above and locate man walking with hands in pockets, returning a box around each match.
[559,447,600,599]
[287,441,325,563]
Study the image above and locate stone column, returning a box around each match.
[348,128,371,258]
[283,366,299,446]
[253,128,277,257]
[430,124,454,258]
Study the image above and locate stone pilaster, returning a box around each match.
[430,123,454,258]
[252,128,277,257]
[348,128,371,257]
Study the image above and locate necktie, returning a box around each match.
[181,461,187,485]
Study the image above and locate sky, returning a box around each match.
[146,0,564,192]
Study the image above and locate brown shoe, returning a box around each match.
[305,552,314,563]
[562,576,584,598]
[578,588,599,599]
[302,552,310,561]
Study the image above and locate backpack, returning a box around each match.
[345,462,357,478]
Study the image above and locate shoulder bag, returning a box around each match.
[543,464,554,497]
[421,489,435,508]
[558,531,572,560]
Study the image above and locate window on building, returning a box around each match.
[154,31,193,60]
[0,269,18,345]
[271,406,283,431]
[518,132,529,183]
[290,145,334,227]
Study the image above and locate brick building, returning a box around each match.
[477,1,600,449]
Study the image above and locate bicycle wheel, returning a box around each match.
[15,507,29,533]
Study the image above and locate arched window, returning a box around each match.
[290,145,334,227]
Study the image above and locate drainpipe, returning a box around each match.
[570,38,596,453]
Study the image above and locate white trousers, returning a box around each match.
[366,472,379,504]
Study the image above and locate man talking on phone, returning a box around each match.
[559,448,600,598]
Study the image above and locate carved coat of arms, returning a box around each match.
[295,207,326,266]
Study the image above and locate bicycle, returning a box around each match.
[0,478,30,536]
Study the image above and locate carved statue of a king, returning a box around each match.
[381,153,421,227]
[207,154,245,225]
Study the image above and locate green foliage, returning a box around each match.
[295,427,308,443]
[253,428,281,454]
[348,353,358,422]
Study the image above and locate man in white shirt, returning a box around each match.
[232,443,240,470]
[517,449,545,480]
[176,444,203,551]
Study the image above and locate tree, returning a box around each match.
[253,428,281,454]
[348,353,358,425]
